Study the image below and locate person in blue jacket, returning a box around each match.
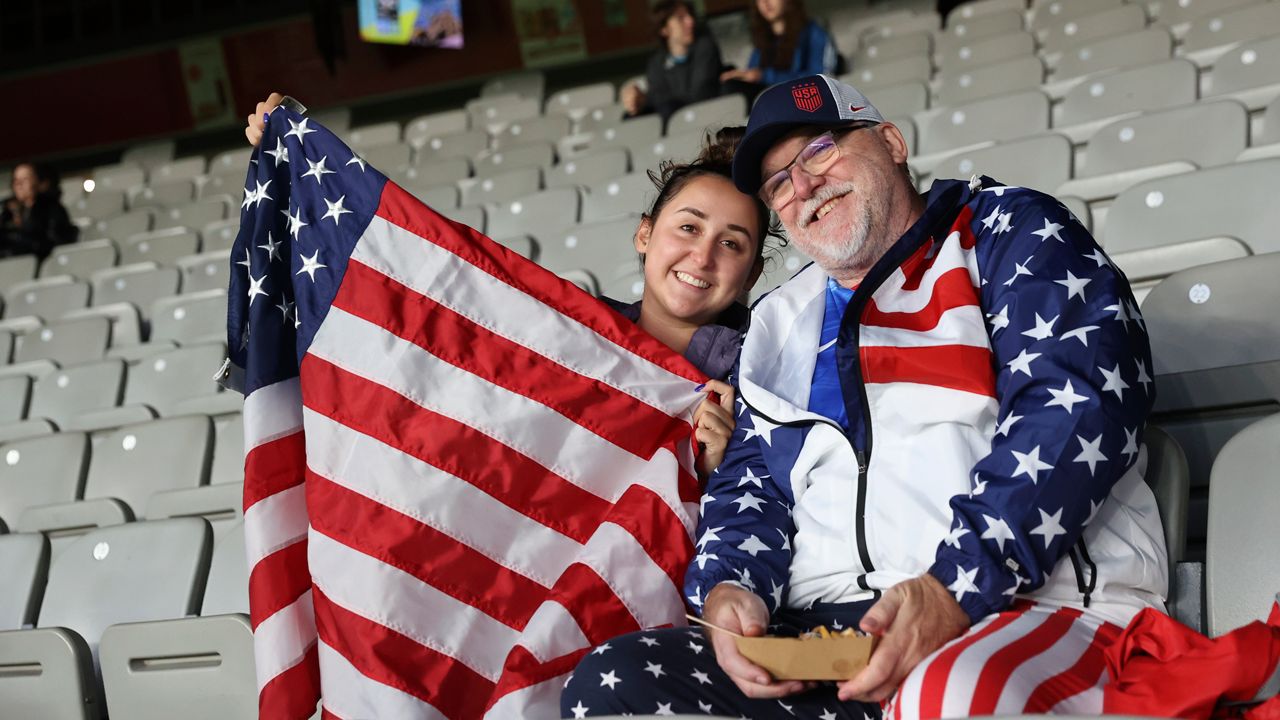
[563,75,1167,719]
[721,0,837,96]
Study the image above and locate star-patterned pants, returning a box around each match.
[560,601,882,719]
[561,600,1124,719]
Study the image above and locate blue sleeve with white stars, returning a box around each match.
[926,186,1155,625]
[683,395,795,616]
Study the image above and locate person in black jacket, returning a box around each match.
[621,0,724,124]
[0,162,78,260]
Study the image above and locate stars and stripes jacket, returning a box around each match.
[685,176,1169,628]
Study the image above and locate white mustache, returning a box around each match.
[797,182,859,229]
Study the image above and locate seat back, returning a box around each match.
[3,277,90,320]
[150,290,228,346]
[92,208,155,243]
[1038,4,1147,56]
[14,316,110,365]
[541,217,640,280]
[0,255,38,295]
[122,343,228,415]
[154,199,228,233]
[843,55,933,90]
[28,359,126,428]
[91,264,181,316]
[0,433,90,529]
[210,413,244,486]
[933,55,1044,106]
[853,30,932,66]
[480,70,545,100]
[933,30,1036,69]
[544,148,630,190]
[582,173,654,223]
[861,81,930,118]
[1030,0,1124,29]
[928,133,1072,193]
[665,94,749,137]
[1052,27,1173,81]
[459,165,541,207]
[0,533,50,629]
[492,114,571,150]
[485,187,581,242]
[201,520,249,616]
[1079,100,1248,177]
[1057,59,1198,128]
[918,89,1050,156]
[546,82,615,117]
[1143,426,1190,582]
[1207,33,1280,99]
[474,142,555,178]
[42,239,118,281]
[84,416,214,513]
[1182,2,1280,55]
[176,250,231,294]
[936,9,1025,56]
[1149,0,1255,26]
[346,121,401,150]
[404,109,470,149]
[0,375,30,423]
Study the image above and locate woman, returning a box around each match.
[0,162,78,260]
[245,99,781,477]
[720,0,837,96]
[621,0,724,124]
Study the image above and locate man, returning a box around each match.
[561,75,1166,719]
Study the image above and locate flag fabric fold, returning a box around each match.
[226,109,706,719]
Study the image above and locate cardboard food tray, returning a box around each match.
[734,634,876,681]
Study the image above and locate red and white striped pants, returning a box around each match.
[888,601,1123,719]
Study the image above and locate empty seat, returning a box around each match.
[0,533,49,629]
[404,109,470,148]
[309,106,351,133]
[359,142,414,179]
[1050,27,1174,82]
[581,173,654,223]
[546,83,615,118]
[14,316,109,365]
[149,156,206,185]
[583,114,663,157]
[67,189,126,221]
[0,518,212,719]
[493,114,572,150]
[1029,0,1125,30]
[131,179,195,209]
[459,166,541,207]
[474,142,556,179]
[481,70,545,100]
[0,328,12,363]
[933,30,1036,68]
[401,181,460,211]
[1205,33,1280,110]
[1181,2,1280,61]
[416,128,490,162]
[155,198,228,233]
[92,208,155,243]
[631,132,706,174]
[929,133,1074,194]
[91,264,180,318]
[210,413,244,486]
[916,89,1051,158]
[405,156,471,185]
[119,227,200,266]
[1148,0,1256,27]
[861,81,930,117]
[176,251,231,294]
[841,56,933,89]
[123,344,228,416]
[573,102,627,134]
[937,9,1024,53]
[145,481,242,536]
[26,359,126,429]
[544,148,630,190]
[486,187,581,242]
[1206,412,1280,635]
[207,148,252,177]
[1055,59,1199,135]
[859,10,942,41]
[40,239,118,281]
[933,55,1044,106]
[468,93,540,130]
[539,217,640,280]
[3,276,90,320]
[92,163,146,194]
[439,205,485,233]
[952,0,1025,20]
[852,30,933,65]
[1037,4,1147,57]
[346,121,401,150]
[0,375,30,423]
[0,255,38,295]
[665,95,748,137]
[122,140,176,170]
[0,432,90,530]
[150,290,227,346]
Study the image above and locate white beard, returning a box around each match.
[791,180,889,276]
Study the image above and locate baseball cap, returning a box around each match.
[731,74,885,195]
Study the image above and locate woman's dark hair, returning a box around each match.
[650,0,698,47]
[749,0,810,72]
[643,125,786,269]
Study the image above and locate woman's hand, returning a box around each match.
[621,83,646,116]
[693,379,736,477]
[245,92,286,147]
[719,68,763,83]
[702,583,812,698]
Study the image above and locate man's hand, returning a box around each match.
[245,92,285,147]
[693,380,735,477]
[837,574,969,702]
[703,583,811,699]
[719,68,763,83]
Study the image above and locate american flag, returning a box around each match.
[225,109,707,719]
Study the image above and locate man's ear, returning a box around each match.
[877,122,910,166]
[634,215,653,255]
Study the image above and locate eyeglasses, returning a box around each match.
[758,125,871,211]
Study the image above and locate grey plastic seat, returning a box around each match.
[1181,2,1280,62]
[209,413,244,486]
[401,181,460,211]
[122,140,176,171]
[632,132,705,175]
[467,95,540,134]
[566,115,661,160]
[404,108,470,149]
[123,343,228,416]
[150,290,227,346]
[0,518,212,720]
[208,147,252,177]
[933,55,1044,106]
[1058,100,1248,203]
[841,55,933,89]
[665,94,748,137]
[486,187,581,242]
[27,359,126,429]
[492,114,571,150]
[416,128,490,162]
[1143,426,1191,607]
[1050,27,1174,82]
[92,163,146,194]
[359,141,414,179]
[0,255,38,295]
[67,189,126,221]
[481,70,545,100]
[0,375,30,423]
[149,156,205,185]
[0,432,90,533]
[540,217,640,280]
[933,30,1036,69]
[545,148,630,190]
[916,89,1051,158]
[1206,413,1280,635]
[1029,0,1125,30]
[176,250,231,294]
[1205,33,1280,110]
[119,227,200,266]
[3,276,90,320]
[852,30,933,67]
[459,166,542,207]
[155,198,229,233]
[936,9,1024,52]
[199,218,240,253]
[440,205,485,233]
[581,173,654,223]
[474,142,556,179]
[309,106,351,133]
[346,120,401,150]
[131,179,194,209]
[0,533,49,629]
[1239,94,1280,162]
[573,102,626,134]
[546,82,616,118]
[861,81,930,118]
[146,481,242,537]
[1148,0,1256,27]
[92,208,155,243]
[1037,4,1147,57]
[91,264,181,317]
[929,133,1073,195]
[41,239,118,281]
[0,328,12,363]
[403,157,471,188]
[14,316,109,365]
[952,0,1024,20]
[1055,59,1199,139]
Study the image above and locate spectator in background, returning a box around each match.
[0,162,77,260]
[720,0,836,100]
[622,0,723,124]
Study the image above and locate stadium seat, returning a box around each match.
[149,156,206,185]
[631,132,705,175]
[3,276,90,320]
[539,217,640,281]
[573,102,627,134]
[1204,33,1280,111]
[26,359,126,429]
[1054,59,1199,142]
[851,30,933,66]
[92,163,146,194]
[492,114,572,150]
[1048,28,1174,84]
[859,10,942,40]
[598,262,645,304]
[176,250,232,294]
[932,30,1036,69]
[0,375,29,423]
[861,81,930,117]
[914,89,1051,161]
[836,8,917,48]
[0,533,49,629]
[310,106,351,133]
[403,156,471,186]
[936,9,1024,53]
[67,189,126,221]
[41,239,118,281]
[121,343,229,416]
[1181,1,1280,65]
[473,142,556,179]
[1029,0,1125,30]
[346,121,401,150]
[952,0,1026,21]
[1037,4,1147,57]
[439,205,485,233]
[0,328,12,363]
[0,255,38,296]
[91,264,181,317]
[468,94,540,134]
[131,179,195,209]
[665,94,748,137]
[154,198,229,233]
[581,173,653,223]
[359,141,414,179]
[93,208,155,243]
[458,166,541,207]
[14,316,109,365]
[927,133,1073,194]
[0,432,90,536]
[403,109,470,149]
[1206,412,1280,635]
[202,520,248,613]
[1239,94,1280,162]
[150,290,227,346]
[208,148,252,178]
[546,82,616,119]
[933,55,1045,106]
[544,147,630,190]
[122,140,176,170]
[841,55,933,90]
[1143,426,1191,600]
[415,128,490,161]
[0,518,212,720]
[486,187,581,242]
[481,70,545,100]
[209,413,244,486]
[1148,0,1256,27]
[401,181,460,211]
[146,481,242,536]
[1056,100,1248,203]
[493,234,538,260]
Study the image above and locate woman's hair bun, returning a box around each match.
[697,125,745,166]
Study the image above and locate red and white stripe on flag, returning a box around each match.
[243,182,706,719]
